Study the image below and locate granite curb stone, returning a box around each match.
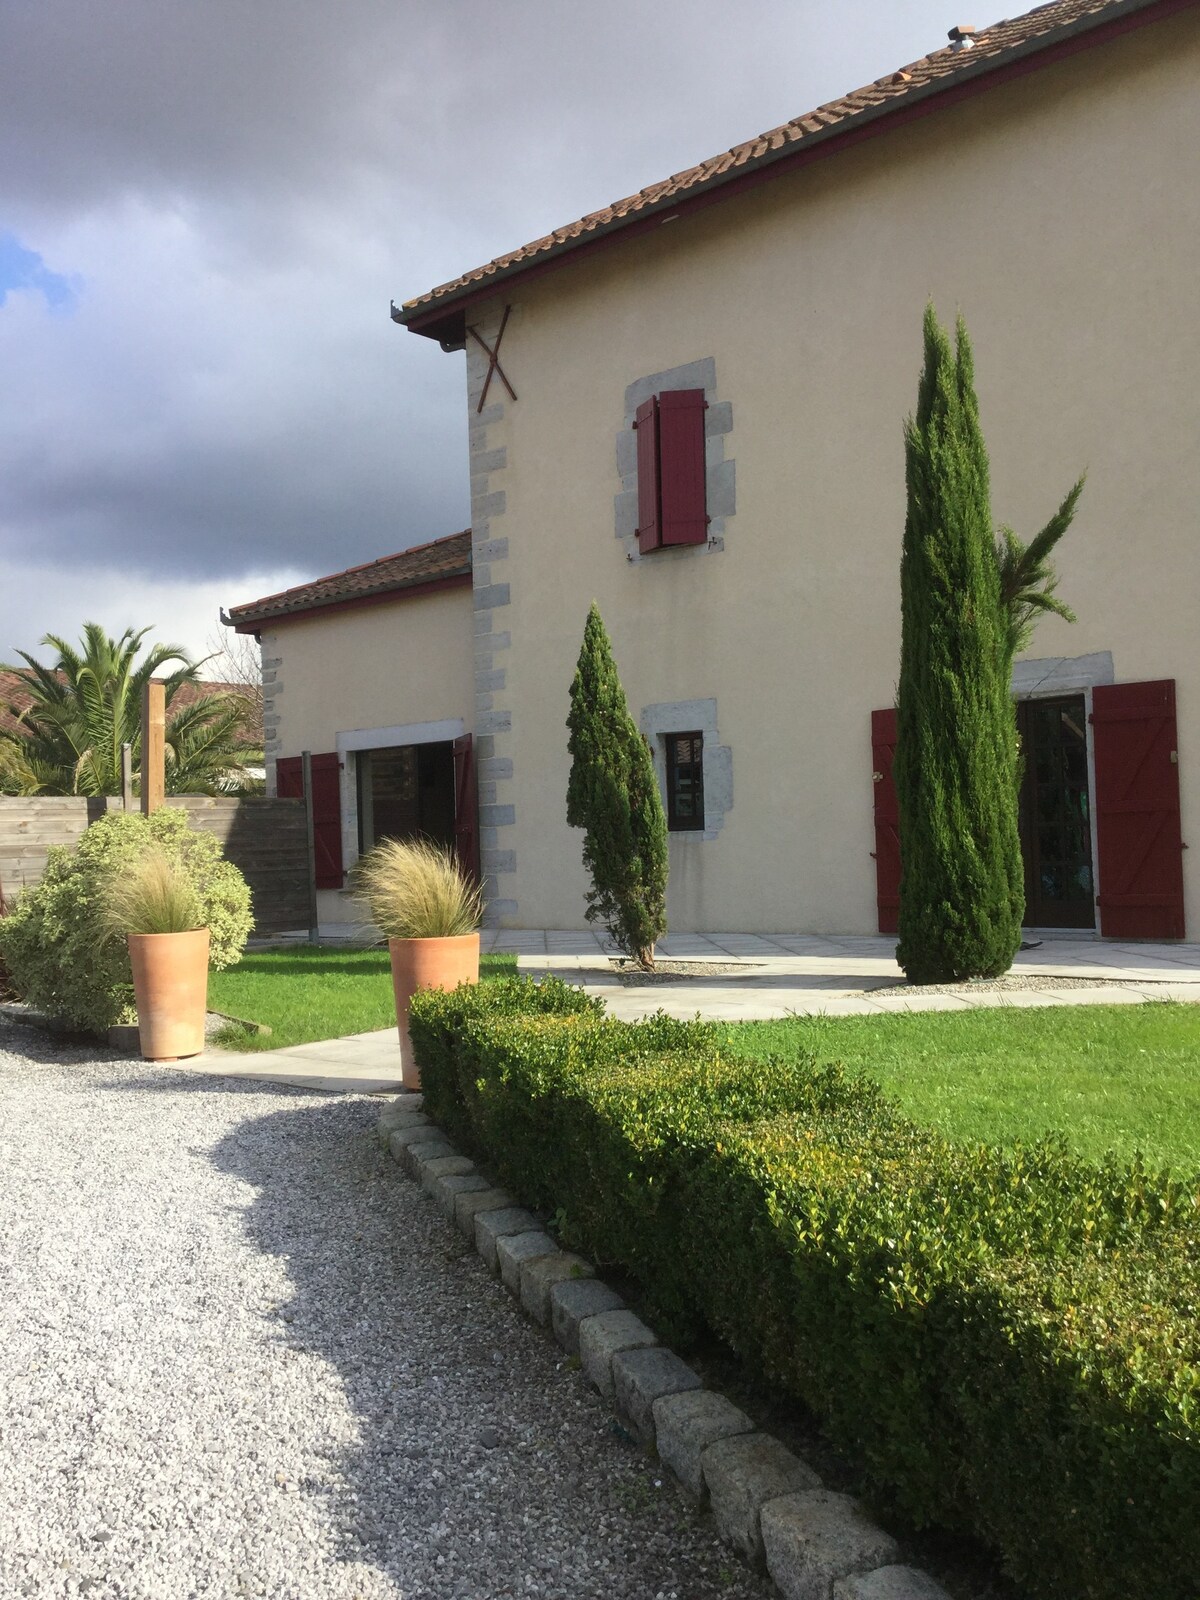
[377,1108,427,1146]
[430,1171,491,1220]
[475,1206,543,1272]
[454,1185,514,1237]
[703,1432,822,1566]
[496,1229,559,1295]
[420,1155,476,1194]
[653,1389,756,1500]
[613,1346,703,1448]
[387,1123,438,1161]
[578,1309,658,1398]
[550,1278,625,1353]
[375,1094,945,1600]
[520,1251,594,1326]
[761,1491,901,1600]
[406,1139,456,1177]
[832,1567,954,1600]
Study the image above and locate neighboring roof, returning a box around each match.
[0,674,264,743]
[396,0,1184,343]
[224,529,473,631]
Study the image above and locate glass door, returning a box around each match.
[1017,696,1095,929]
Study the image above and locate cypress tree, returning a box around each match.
[566,604,667,966]
[895,306,1023,983]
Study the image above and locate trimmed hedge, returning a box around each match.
[409,980,1200,1600]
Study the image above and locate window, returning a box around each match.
[634,388,708,552]
[665,732,705,831]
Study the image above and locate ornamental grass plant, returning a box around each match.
[352,838,482,939]
[0,808,253,1032]
[100,845,205,936]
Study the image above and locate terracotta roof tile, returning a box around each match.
[398,0,1158,324]
[225,528,472,628]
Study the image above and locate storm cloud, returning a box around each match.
[0,0,955,661]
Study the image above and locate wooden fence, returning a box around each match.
[0,795,310,935]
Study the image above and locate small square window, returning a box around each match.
[665,732,705,832]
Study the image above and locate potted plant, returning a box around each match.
[353,838,482,1090]
[102,846,210,1061]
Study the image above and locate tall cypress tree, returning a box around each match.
[895,306,1023,983]
[566,604,667,966]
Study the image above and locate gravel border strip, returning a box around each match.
[375,1096,952,1600]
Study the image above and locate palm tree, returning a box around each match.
[995,476,1084,668]
[0,623,258,796]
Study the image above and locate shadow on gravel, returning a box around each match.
[0,1019,126,1065]
[71,1072,745,1600]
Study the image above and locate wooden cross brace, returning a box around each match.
[466,304,517,414]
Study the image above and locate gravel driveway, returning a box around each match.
[0,1021,769,1600]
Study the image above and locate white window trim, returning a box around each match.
[336,718,465,756]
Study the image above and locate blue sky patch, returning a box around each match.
[0,232,77,311]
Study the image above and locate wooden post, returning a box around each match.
[301,749,320,943]
[121,742,134,811]
[140,681,166,815]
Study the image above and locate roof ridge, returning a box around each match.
[397,0,1163,327]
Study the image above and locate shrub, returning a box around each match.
[895,305,1023,982]
[351,837,482,938]
[0,808,253,1032]
[410,975,604,1147]
[409,982,1200,1600]
[566,603,668,965]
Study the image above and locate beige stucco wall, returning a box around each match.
[260,585,474,923]
[459,10,1200,935]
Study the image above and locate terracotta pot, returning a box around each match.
[388,932,480,1090]
[127,928,210,1062]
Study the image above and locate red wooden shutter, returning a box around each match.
[308,752,344,890]
[1091,680,1185,938]
[659,388,708,546]
[871,709,901,934]
[275,756,303,799]
[634,396,660,553]
[452,733,479,882]
[275,753,342,890]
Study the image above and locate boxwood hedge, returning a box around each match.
[409,979,1200,1600]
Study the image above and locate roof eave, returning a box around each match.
[395,0,1185,344]
[227,569,472,634]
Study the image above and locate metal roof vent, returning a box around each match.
[948,24,977,48]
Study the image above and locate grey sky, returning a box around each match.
[0,0,962,664]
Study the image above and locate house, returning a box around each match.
[225,533,475,928]
[233,0,1198,939]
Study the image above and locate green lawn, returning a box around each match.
[725,1003,1200,1172]
[208,945,517,1052]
